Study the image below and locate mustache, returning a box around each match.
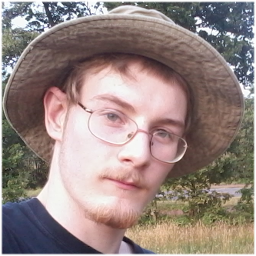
[99,168,149,190]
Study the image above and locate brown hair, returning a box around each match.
[62,53,193,134]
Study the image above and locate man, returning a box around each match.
[3,5,244,254]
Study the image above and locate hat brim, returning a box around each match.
[3,14,244,178]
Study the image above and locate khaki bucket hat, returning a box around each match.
[3,5,244,178]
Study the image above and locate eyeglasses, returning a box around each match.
[77,102,187,164]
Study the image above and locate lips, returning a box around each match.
[99,170,146,191]
[107,178,140,190]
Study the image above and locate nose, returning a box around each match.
[117,131,151,168]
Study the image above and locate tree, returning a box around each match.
[2,28,39,79]
[2,2,105,29]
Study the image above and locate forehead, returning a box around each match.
[81,60,185,95]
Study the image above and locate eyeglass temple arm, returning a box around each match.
[77,102,93,114]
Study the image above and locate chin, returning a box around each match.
[82,196,144,229]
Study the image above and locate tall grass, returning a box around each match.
[126,222,254,254]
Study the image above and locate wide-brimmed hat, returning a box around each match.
[3,5,244,178]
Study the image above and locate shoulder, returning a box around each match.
[3,198,36,222]
[3,200,27,221]
[123,236,155,254]
[2,198,38,253]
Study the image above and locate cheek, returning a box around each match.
[59,114,114,178]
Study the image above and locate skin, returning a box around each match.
[38,61,187,253]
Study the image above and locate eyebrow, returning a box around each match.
[91,94,185,131]
[91,94,136,113]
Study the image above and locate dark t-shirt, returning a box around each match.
[2,198,154,254]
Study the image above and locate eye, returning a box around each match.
[156,129,170,138]
[154,129,175,143]
[99,109,127,126]
[106,112,120,122]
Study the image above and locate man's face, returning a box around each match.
[57,62,187,229]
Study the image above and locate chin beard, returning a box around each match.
[84,202,142,229]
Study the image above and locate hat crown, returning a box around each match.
[108,5,175,24]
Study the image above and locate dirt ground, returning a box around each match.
[210,184,245,189]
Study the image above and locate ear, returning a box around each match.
[44,87,68,142]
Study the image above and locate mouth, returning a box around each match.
[107,178,141,190]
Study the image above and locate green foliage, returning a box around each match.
[2,177,28,204]
[2,28,39,77]
[2,2,104,31]
[235,186,254,219]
